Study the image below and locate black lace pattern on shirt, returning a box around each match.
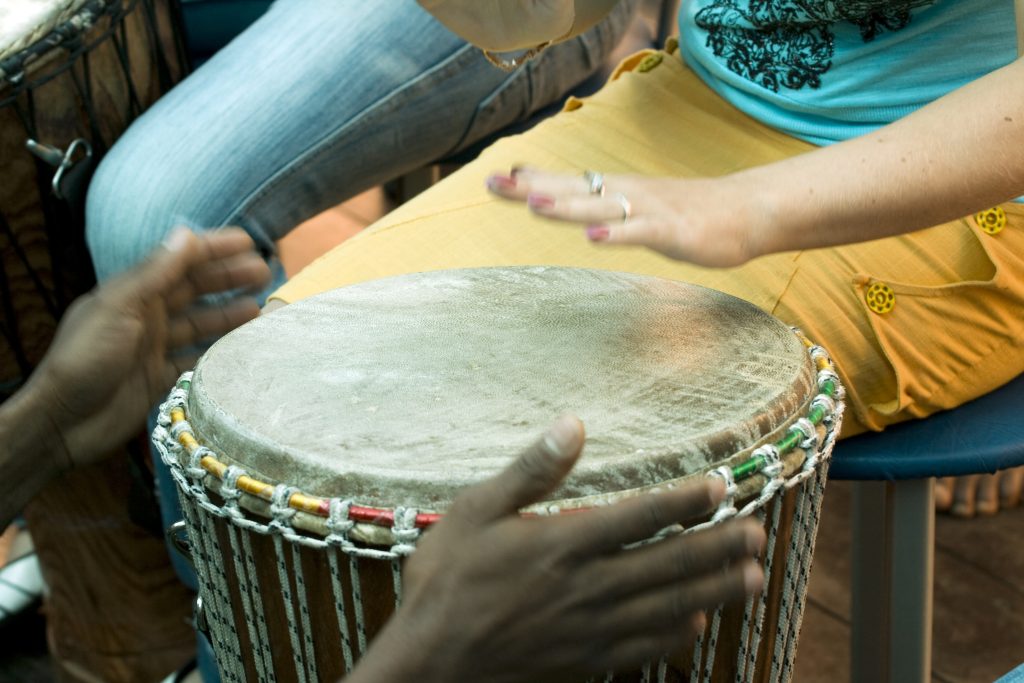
[694,0,935,92]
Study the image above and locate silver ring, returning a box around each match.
[612,192,632,222]
[583,170,605,197]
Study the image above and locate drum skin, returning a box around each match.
[2,3,192,682]
[180,267,827,683]
[191,267,815,509]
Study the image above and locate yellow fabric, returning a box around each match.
[272,47,1024,436]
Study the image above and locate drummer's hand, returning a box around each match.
[26,227,270,470]
[486,167,771,267]
[354,416,765,683]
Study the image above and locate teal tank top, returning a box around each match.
[679,0,1017,145]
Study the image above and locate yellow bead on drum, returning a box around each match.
[154,267,845,683]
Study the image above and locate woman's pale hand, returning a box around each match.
[487,167,775,268]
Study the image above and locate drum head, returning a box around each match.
[0,0,92,63]
[189,267,815,509]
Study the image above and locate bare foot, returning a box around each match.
[935,466,1024,517]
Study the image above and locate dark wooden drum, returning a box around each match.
[2,3,193,681]
[0,0,186,396]
[155,267,845,683]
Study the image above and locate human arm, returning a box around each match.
[487,53,1024,266]
[416,0,620,52]
[0,228,270,528]
[346,415,764,683]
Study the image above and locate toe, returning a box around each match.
[999,466,1024,509]
[934,477,954,511]
[975,473,1000,517]
[951,474,980,518]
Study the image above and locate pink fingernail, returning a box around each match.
[487,174,517,191]
[528,193,555,210]
[586,225,610,241]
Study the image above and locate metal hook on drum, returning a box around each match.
[25,137,93,200]
[165,519,195,571]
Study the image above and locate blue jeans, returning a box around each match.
[87,1,636,679]
[87,0,636,287]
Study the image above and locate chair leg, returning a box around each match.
[850,479,934,683]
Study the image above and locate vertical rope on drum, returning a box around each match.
[657,656,669,683]
[734,506,763,682]
[241,529,276,678]
[781,460,833,682]
[772,488,808,683]
[743,494,783,683]
[139,0,175,91]
[107,14,143,117]
[228,525,271,683]
[272,533,307,683]
[196,505,245,682]
[774,418,823,683]
[268,482,308,683]
[690,630,705,683]
[641,661,652,682]
[701,605,724,683]
[180,496,241,683]
[391,558,403,611]
[290,542,320,682]
[349,553,369,657]
[327,548,356,673]
[220,464,269,683]
[769,486,809,683]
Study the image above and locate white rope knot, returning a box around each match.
[220,466,245,511]
[794,418,818,452]
[269,485,299,531]
[754,444,783,479]
[170,420,192,440]
[708,466,738,522]
[156,403,174,428]
[809,345,832,367]
[187,446,214,481]
[811,395,836,426]
[326,499,356,548]
[390,507,420,557]
[817,369,846,400]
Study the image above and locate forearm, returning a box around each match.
[745,57,1024,257]
[0,381,71,528]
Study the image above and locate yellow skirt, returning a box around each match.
[272,45,1024,437]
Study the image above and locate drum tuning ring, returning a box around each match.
[165,519,196,571]
[193,595,209,636]
[25,137,93,200]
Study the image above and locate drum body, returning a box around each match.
[0,0,186,395]
[155,267,845,683]
[3,3,193,681]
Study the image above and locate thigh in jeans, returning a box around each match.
[85,0,637,287]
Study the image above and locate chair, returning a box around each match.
[829,372,1024,683]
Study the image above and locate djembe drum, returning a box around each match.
[154,267,844,683]
[2,2,193,681]
[0,0,186,394]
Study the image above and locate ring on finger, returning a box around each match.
[612,192,632,222]
[583,170,605,197]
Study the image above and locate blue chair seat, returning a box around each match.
[831,372,1024,481]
